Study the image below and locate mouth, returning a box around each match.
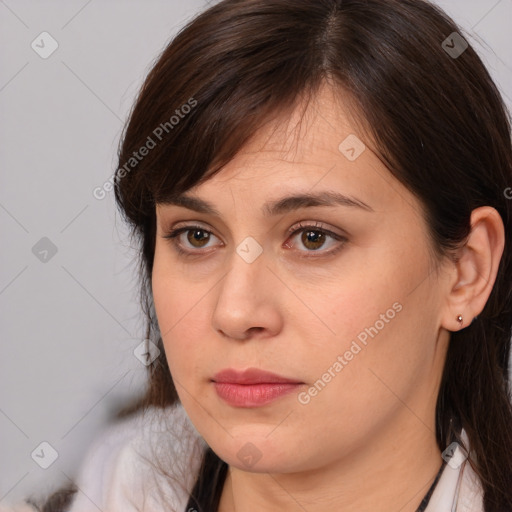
[211,367,304,407]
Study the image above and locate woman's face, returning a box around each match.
[152,85,451,474]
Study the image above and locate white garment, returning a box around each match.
[1,403,485,512]
[68,403,207,512]
[425,430,484,512]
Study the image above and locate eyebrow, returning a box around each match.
[158,190,374,217]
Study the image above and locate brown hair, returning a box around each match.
[31,0,512,511]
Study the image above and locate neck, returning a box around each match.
[217,412,443,512]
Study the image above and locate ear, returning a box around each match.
[440,206,505,331]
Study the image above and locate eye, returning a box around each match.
[163,224,220,256]
[285,221,347,258]
[162,221,347,258]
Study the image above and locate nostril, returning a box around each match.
[247,327,264,335]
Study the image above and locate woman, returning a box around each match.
[8,0,512,510]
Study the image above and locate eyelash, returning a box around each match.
[162,221,347,259]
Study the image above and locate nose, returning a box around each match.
[211,246,283,341]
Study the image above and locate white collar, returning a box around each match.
[425,429,484,512]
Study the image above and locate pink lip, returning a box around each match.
[212,368,303,407]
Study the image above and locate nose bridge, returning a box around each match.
[212,235,280,338]
[221,235,267,302]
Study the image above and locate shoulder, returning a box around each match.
[68,402,206,512]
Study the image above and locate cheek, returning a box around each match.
[313,297,438,435]
[304,268,402,354]
[293,237,414,348]
[152,263,206,381]
[152,243,205,336]
[297,254,432,409]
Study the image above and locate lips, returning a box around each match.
[211,368,304,407]
[212,367,303,385]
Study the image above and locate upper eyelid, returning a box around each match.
[163,220,345,238]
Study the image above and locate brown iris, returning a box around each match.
[300,230,326,251]
[187,229,210,248]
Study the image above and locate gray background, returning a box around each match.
[1,0,511,505]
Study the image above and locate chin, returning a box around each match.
[212,434,306,473]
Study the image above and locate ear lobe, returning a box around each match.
[441,206,505,332]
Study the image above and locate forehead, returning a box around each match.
[234,84,363,164]
[156,84,420,224]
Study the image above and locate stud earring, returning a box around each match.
[457,315,463,324]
